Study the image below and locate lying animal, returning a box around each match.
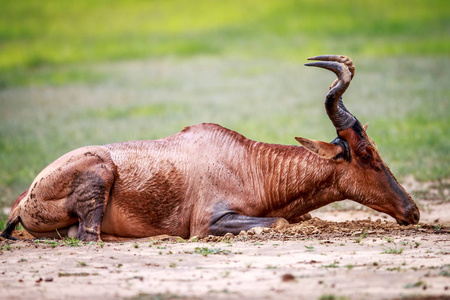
[1,55,420,242]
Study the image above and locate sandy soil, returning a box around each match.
[1,195,449,300]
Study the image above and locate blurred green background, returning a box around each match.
[0,0,449,211]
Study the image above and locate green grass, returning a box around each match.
[319,296,349,300]
[193,247,231,256]
[0,211,8,230]
[354,229,368,243]
[34,238,60,248]
[0,0,448,86]
[322,261,340,268]
[0,1,449,213]
[382,244,405,254]
[77,261,87,267]
[305,245,315,252]
[63,236,82,247]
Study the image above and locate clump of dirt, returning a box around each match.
[281,217,422,236]
[12,229,34,239]
[194,218,448,243]
[0,229,35,242]
[2,217,447,245]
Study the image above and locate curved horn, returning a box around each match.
[305,55,356,131]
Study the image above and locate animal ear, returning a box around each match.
[363,122,369,131]
[295,137,343,159]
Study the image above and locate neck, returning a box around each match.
[250,142,343,221]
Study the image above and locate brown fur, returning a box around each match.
[1,56,419,242]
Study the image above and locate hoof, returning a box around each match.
[299,213,312,221]
[67,224,79,238]
[271,218,289,230]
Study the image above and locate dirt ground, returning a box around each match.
[0,181,449,300]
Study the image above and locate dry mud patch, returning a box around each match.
[1,181,449,300]
[1,211,449,300]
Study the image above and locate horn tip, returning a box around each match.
[307,56,323,61]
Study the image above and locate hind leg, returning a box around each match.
[19,146,115,241]
[70,168,114,241]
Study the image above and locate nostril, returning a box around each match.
[413,210,420,223]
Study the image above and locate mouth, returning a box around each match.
[395,218,411,226]
[395,209,420,226]
[366,203,420,226]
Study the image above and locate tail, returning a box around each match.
[0,189,28,240]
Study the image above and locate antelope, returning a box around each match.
[1,55,420,242]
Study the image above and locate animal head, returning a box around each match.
[296,55,419,225]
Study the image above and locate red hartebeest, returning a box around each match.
[1,55,419,242]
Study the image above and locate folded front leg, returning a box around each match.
[209,211,288,236]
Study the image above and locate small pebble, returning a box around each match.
[281,273,295,282]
